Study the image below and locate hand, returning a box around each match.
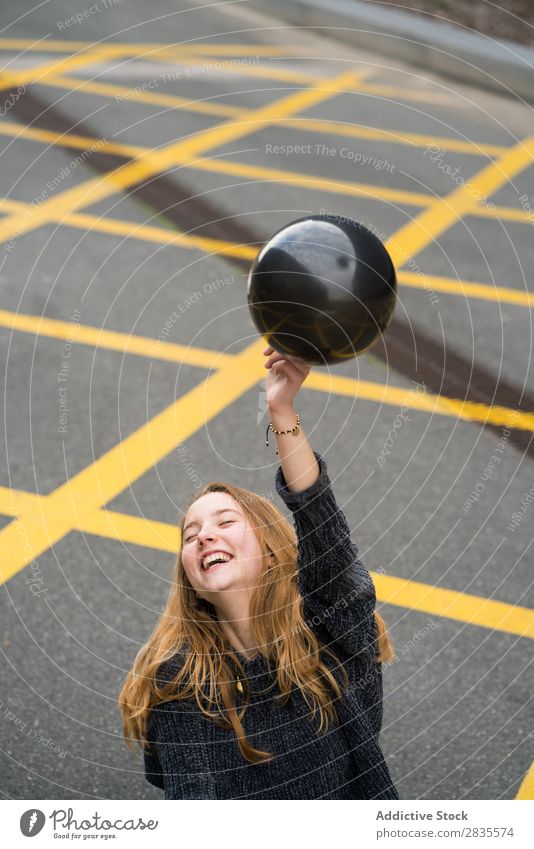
[263,346,310,412]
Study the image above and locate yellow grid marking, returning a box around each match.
[0,309,235,369]
[0,44,130,91]
[2,35,531,795]
[26,70,488,154]
[280,117,507,157]
[0,63,532,659]
[516,761,534,799]
[0,196,259,261]
[0,110,507,161]
[477,203,534,226]
[0,35,461,106]
[0,337,267,585]
[0,119,530,237]
[0,485,532,640]
[0,40,294,56]
[149,52,326,85]
[384,137,534,268]
[398,270,534,308]
[1,308,533,433]
[0,68,370,246]
[0,68,365,583]
[306,371,534,431]
[43,73,249,117]
[0,193,531,309]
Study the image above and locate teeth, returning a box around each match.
[202,552,232,570]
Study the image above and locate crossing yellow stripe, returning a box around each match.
[0,39,292,56]
[373,572,534,640]
[305,371,532,431]
[0,485,532,640]
[26,71,499,157]
[516,761,534,799]
[1,308,531,431]
[280,117,507,157]
[42,73,247,117]
[0,68,369,245]
[0,118,527,231]
[0,70,364,583]
[385,137,534,268]
[0,309,235,369]
[0,44,126,91]
[0,192,531,309]
[0,338,267,585]
[398,270,534,308]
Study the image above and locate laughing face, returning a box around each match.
[181,491,267,603]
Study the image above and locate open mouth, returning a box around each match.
[201,554,234,572]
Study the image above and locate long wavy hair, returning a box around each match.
[119,481,395,764]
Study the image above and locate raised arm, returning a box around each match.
[263,345,318,491]
[264,347,377,660]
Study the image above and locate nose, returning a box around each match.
[197,526,217,545]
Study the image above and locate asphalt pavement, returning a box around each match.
[0,0,533,801]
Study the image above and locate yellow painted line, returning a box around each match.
[181,154,434,209]
[42,73,247,118]
[0,484,179,552]
[35,72,493,158]
[516,761,534,799]
[78,507,180,552]
[0,45,125,91]
[63,210,259,260]
[0,338,267,585]
[281,117,507,157]
[0,68,369,245]
[305,372,533,431]
[385,137,534,269]
[153,51,323,85]
[1,119,523,229]
[0,117,435,209]
[355,80,460,106]
[1,193,531,310]
[0,196,258,261]
[373,572,534,640]
[0,71,360,582]
[0,120,148,159]
[478,203,534,226]
[0,309,235,370]
[398,270,534,308]
[1,307,532,433]
[0,39,292,56]
[0,486,41,515]
[1,484,532,640]
[0,36,468,106]
[0,103,507,164]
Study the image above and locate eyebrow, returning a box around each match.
[183,508,242,533]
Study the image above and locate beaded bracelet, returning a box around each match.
[265,413,301,455]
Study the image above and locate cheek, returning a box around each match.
[180,553,197,580]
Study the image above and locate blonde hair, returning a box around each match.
[119,481,395,764]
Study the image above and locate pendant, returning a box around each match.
[236,678,244,694]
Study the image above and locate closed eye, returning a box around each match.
[184,519,234,543]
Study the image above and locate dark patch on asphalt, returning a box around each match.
[7,87,533,459]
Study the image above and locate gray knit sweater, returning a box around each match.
[144,451,399,799]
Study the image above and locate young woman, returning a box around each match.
[119,345,399,799]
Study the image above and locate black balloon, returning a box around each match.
[247,214,397,365]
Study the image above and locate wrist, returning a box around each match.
[268,406,297,425]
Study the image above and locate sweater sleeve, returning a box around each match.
[275,450,377,659]
[145,699,218,800]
